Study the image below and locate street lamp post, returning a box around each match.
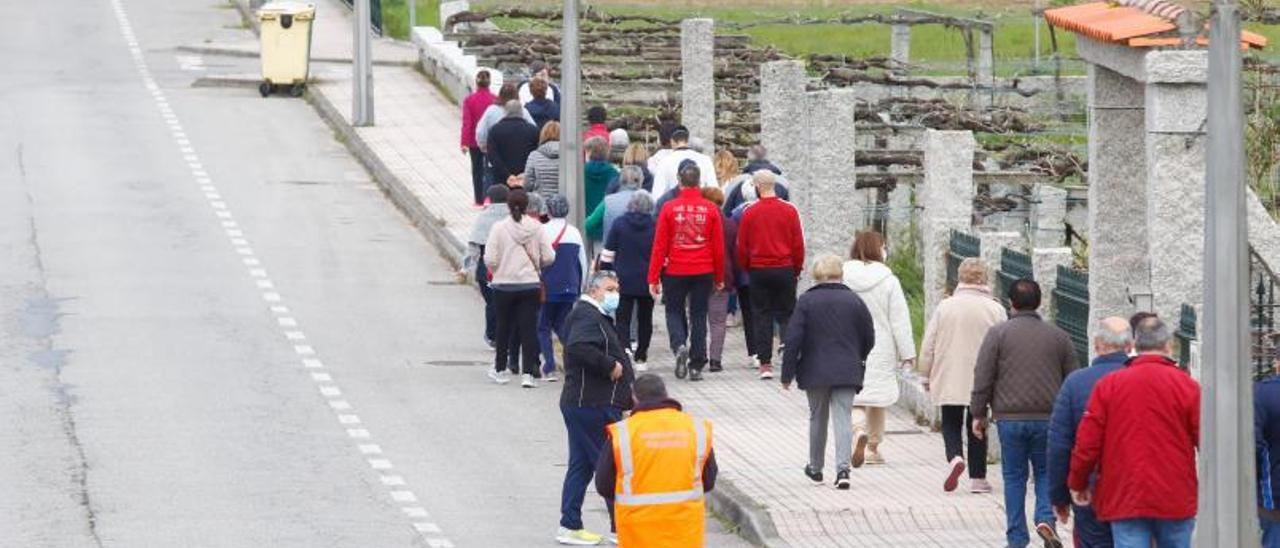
[1199,0,1256,545]
[560,0,584,229]
[353,0,375,126]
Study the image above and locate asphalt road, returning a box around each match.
[0,0,748,546]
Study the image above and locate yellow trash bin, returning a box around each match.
[257,1,315,97]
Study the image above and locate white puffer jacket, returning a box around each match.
[842,260,916,407]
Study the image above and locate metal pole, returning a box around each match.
[353,0,375,126]
[408,0,416,30]
[1199,1,1256,546]
[1033,0,1042,69]
[560,0,584,230]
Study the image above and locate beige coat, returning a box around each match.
[484,215,555,286]
[917,285,1007,406]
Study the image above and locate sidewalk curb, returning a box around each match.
[306,85,469,270]
[178,44,418,66]
[707,478,790,548]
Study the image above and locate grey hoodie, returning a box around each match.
[523,141,562,198]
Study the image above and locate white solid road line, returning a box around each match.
[104,0,457,545]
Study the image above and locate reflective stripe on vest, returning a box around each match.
[614,416,708,507]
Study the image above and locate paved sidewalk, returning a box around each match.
[259,1,1077,545]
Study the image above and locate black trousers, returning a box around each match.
[469,147,487,205]
[940,405,987,479]
[748,267,797,365]
[493,289,541,377]
[616,294,654,362]
[737,285,758,358]
[662,274,712,370]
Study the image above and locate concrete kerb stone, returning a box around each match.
[706,478,790,548]
[306,86,468,270]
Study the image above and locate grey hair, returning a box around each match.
[1095,318,1132,350]
[586,270,617,292]
[619,166,644,190]
[632,373,668,403]
[627,190,655,215]
[752,170,777,188]
[748,144,768,161]
[503,99,523,116]
[526,192,545,215]
[585,136,608,162]
[1133,317,1173,352]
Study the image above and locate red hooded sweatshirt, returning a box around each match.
[647,187,725,285]
[1068,354,1200,521]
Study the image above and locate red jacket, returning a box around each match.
[735,196,805,274]
[647,188,725,285]
[460,88,494,148]
[1068,354,1200,521]
[583,123,611,148]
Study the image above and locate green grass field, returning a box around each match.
[381,0,439,39]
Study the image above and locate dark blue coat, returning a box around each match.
[602,212,655,297]
[1257,376,1280,510]
[1047,351,1128,506]
[526,97,560,130]
[780,283,875,390]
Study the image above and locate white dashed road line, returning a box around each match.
[106,1,453,544]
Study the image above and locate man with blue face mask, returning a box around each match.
[555,271,635,545]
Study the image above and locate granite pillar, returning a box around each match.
[680,18,716,147]
[1031,184,1068,249]
[760,61,807,181]
[978,30,994,87]
[979,230,1023,289]
[921,130,977,320]
[890,24,911,74]
[801,88,859,263]
[1033,247,1075,319]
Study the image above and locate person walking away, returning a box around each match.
[485,189,555,388]
[971,279,1077,548]
[734,171,804,380]
[722,172,790,217]
[556,270,633,546]
[522,121,562,199]
[605,143,653,194]
[583,138,618,236]
[596,374,717,547]
[539,195,588,383]
[713,149,739,187]
[648,161,725,382]
[476,82,534,155]
[525,77,560,130]
[651,126,717,197]
[466,184,510,348]
[701,186,736,373]
[608,128,630,161]
[743,144,783,175]
[1068,317,1198,548]
[461,70,494,206]
[1045,317,1131,548]
[843,230,915,465]
[519,59,561,105]
[647,120,678,175]
[585,166,643,247]
[1257,347,1280,547]
[917,258,1006,493]
[486,100,540,186]
[600,191,656,372]
[780,254,875,489]
[583,105,610,148]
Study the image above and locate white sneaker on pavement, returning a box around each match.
[544,372,559,383]
[634,360,648,372]
[521,374,537,388]
[488,370,510,385]
[555,526,603,545]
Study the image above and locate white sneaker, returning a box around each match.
[634,360,648,372]
[749,354,760,369]
[555,526,603,545]
[544,372,559,383]
[488,370,510,385]
[521,374,537,388]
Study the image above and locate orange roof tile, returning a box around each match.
[1045,2,1266,50]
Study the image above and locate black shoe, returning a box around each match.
[689,368,703,382]
[835,470,851,490]
[674,345,689,379]
[708,360,723,372]
[804,465,823,485]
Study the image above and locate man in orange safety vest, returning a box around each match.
[596,373,717,547]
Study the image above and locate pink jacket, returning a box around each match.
[461,88,494,148]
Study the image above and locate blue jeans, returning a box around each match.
[997,420,1053,548]
[538,300,574,374]
[560,405,623,530]
[1073,503,1113,548]
[1262,511,1280,548]
[1110,518,1193,548]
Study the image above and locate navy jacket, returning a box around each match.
[1257,376,1280,510]
[780,283,875,390]
[526,97,560,130]
[1046,351,1128,506]
[487,117,539,183]
[601,212,655,297]
[721,180,790,218]
[562,299,634,410]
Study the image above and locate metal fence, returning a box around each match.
[946,230,980,295]
[1053,266,1089,369]
[998,247,1034,309]
[1253,250,1279,380]
[1174,304,1197,370]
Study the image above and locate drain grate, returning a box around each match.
[424,359,489,367]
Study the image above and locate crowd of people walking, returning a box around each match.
[458,61,1278,548]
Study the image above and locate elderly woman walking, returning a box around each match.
[522,121,561,199]
[585,166,644,246]
[599,191,656,371]
[485,189,556,388]
[918,258,1006,493]
[843,230,916,466]
[781,254,876,489]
